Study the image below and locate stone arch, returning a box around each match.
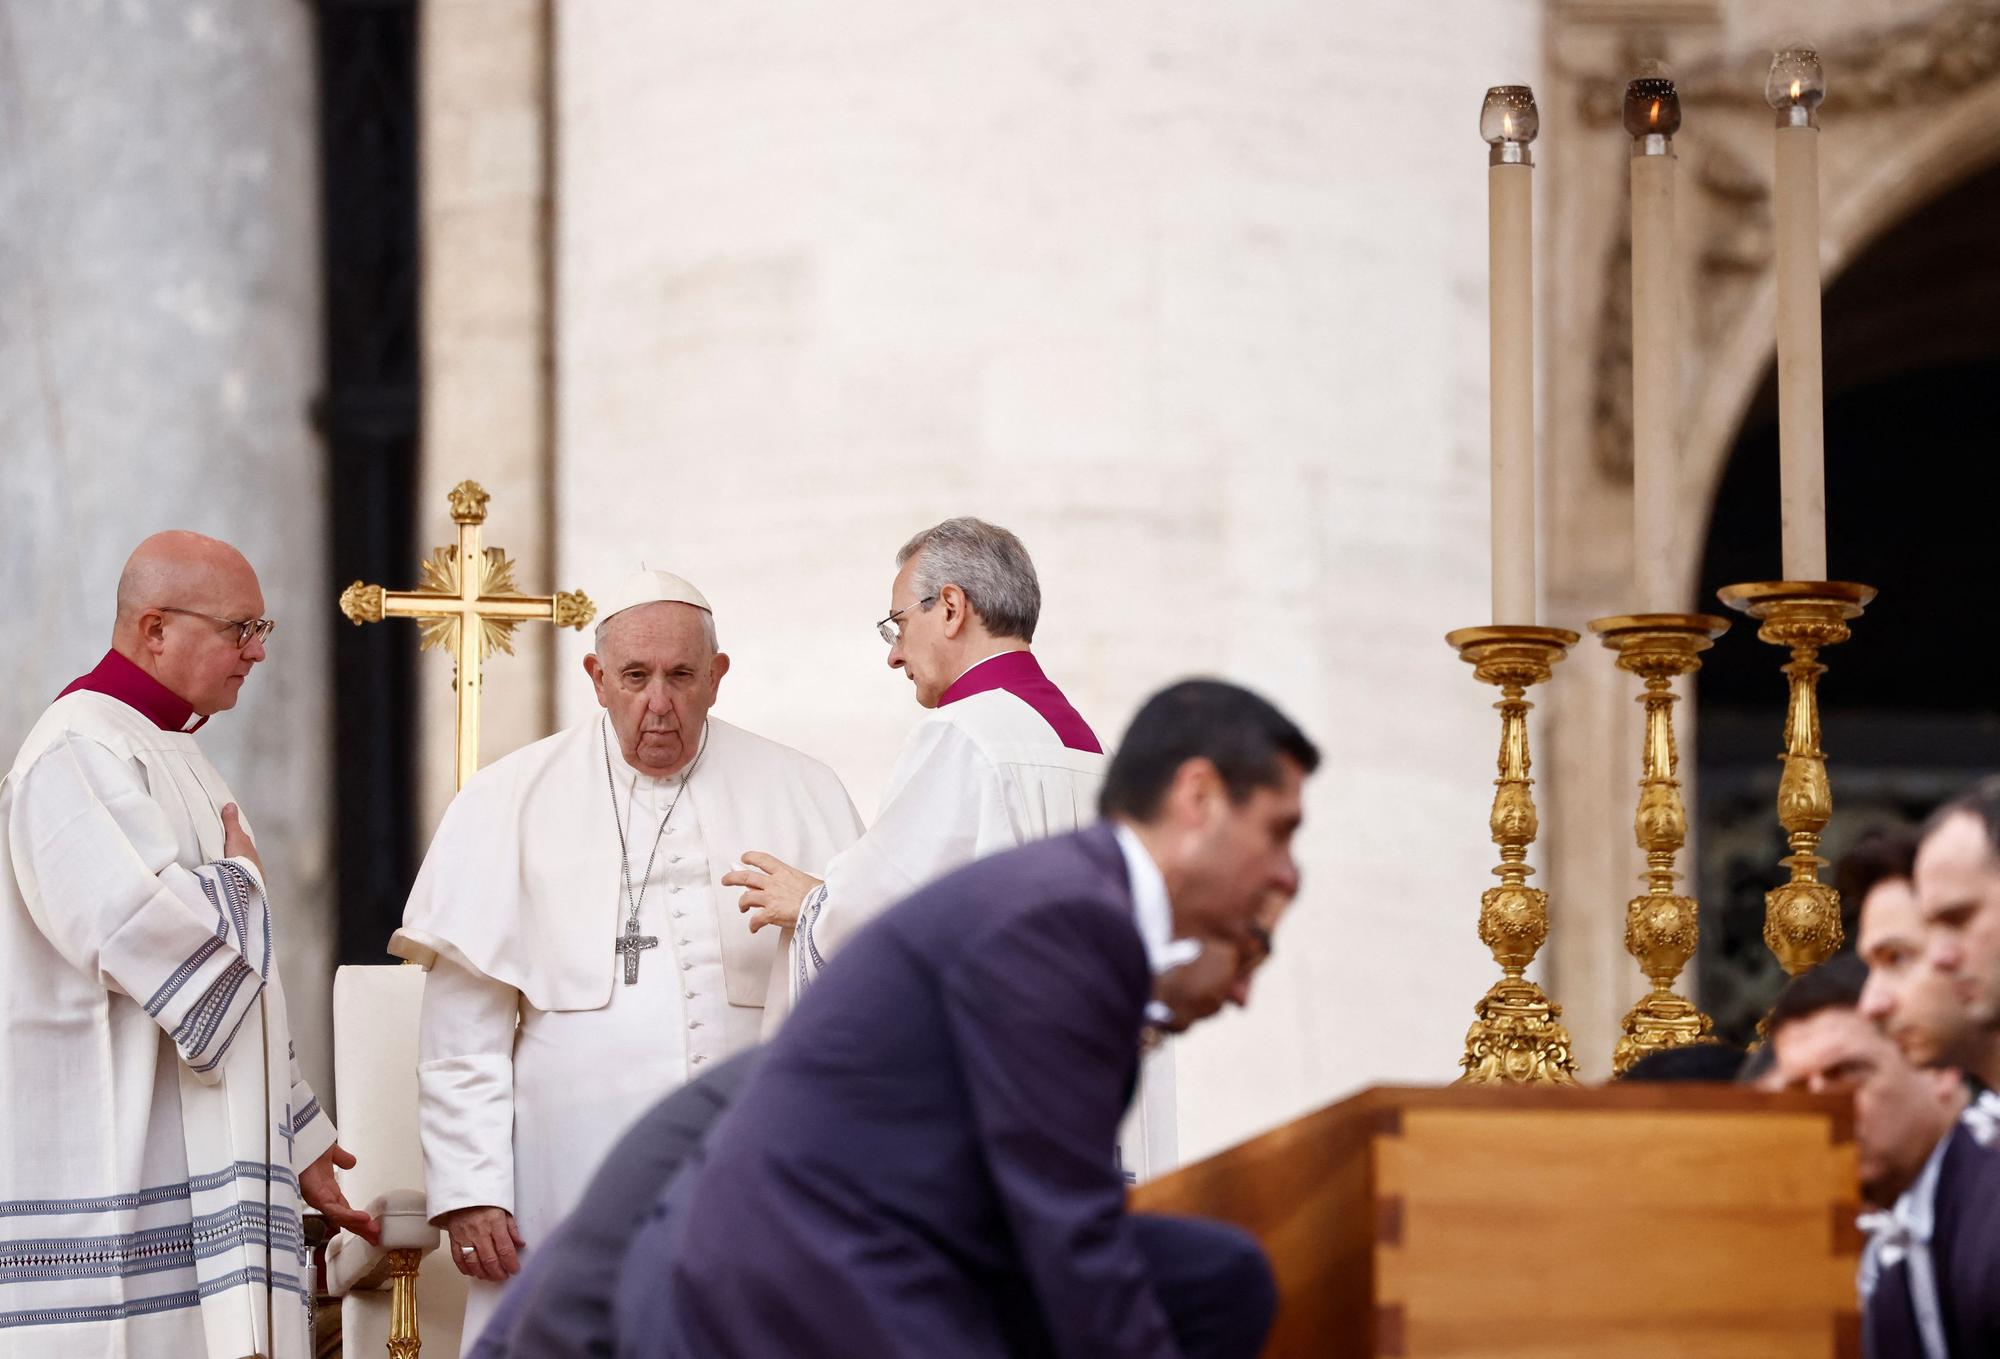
[1537,1,2000,1075]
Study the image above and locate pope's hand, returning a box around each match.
[299,1143,381,1244]
[439,1205,524,1283]
[221,803,263,877]
[724,852,823,933]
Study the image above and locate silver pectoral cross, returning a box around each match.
[615,916,659,985]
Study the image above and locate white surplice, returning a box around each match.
[784,686,1176,1179]
[0,691,332,1359]
[391,715,860,1350]
[789,687,1107,998]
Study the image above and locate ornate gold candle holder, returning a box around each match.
[1589,613,1731,1073]
[1716,581,1876,975]
[1445,624,1580,1085]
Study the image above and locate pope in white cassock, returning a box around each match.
[0,532,376,1359]
[391,569,861,1350]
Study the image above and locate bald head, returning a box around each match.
[113,532,268,716]
[115,532,258,634]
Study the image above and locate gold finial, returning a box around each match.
[339,582,387,625]
[554,590,597,630]
[448,480,491,525]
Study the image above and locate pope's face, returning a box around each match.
[152,559,268,716]
[1857,875,1964,1068]
[585,603,729,778]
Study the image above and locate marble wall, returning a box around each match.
[0,2,334,1103]
[413,0,560,840]
[550,0,1544,1161]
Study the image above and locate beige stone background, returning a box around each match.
[0,1,335,1100]
[407,0,2000,1163]
[9,0,1976,1159]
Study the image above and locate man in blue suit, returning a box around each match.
[615,678,1317,1358]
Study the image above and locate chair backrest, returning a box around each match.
[332,963,469,1356]
[332,963,430,1200]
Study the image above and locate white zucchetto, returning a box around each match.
[598,567,713,624]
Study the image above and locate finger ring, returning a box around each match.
[459,1245,477,1255]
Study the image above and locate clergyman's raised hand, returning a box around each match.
[220,803,263,877]
[725,851,823,933]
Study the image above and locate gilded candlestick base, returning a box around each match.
[1446,625,1580,1086]
[1717,581,1876,975]
[1590,613,1729,1074]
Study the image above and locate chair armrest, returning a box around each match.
[323,1190,441,1295]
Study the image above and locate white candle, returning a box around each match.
[1768,46,1828,582]
[1626,75,1682,613]
[1482,86,1538,626]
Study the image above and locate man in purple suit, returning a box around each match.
[615,678,1317,1358]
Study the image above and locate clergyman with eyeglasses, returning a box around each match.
[0,531,379,1357]
[726,517,1106,1007]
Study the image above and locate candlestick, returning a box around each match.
[1768,45,1829,582]
[1446,623,1579,1084]
[1483,86,1538,625]
[1625,72,1682,613]
[1588,612,1729,1072]
[1717,580,1875,974]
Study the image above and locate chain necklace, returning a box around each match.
[602,715,708,941]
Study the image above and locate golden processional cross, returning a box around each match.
[339,479,596,790]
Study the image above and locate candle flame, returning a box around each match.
[1649,98,1661,126]
[1790,78,1802,100]
[1502,112,1514,137]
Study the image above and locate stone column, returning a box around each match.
[415,0,558,835]
[0,2,333,1095]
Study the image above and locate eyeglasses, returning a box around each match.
[875,595,937,646]
[158,607,277,650]
[1242,922,1275,973]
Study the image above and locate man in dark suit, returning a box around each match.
[466,1048,764,1358]
[614,678,1317,1359]
[1858,782,2000,1356]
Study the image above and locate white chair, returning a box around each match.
[326,964,467,1358]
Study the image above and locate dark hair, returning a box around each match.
[1834,825,1920,912]
[1923,775,2000,861]
[1736,1042,1777,1086]
[1763,952,1869,1039]
[1619,1043,1750,1083]
[1100,680,1320,821]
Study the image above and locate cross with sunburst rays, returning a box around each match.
[340,480,595,790]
